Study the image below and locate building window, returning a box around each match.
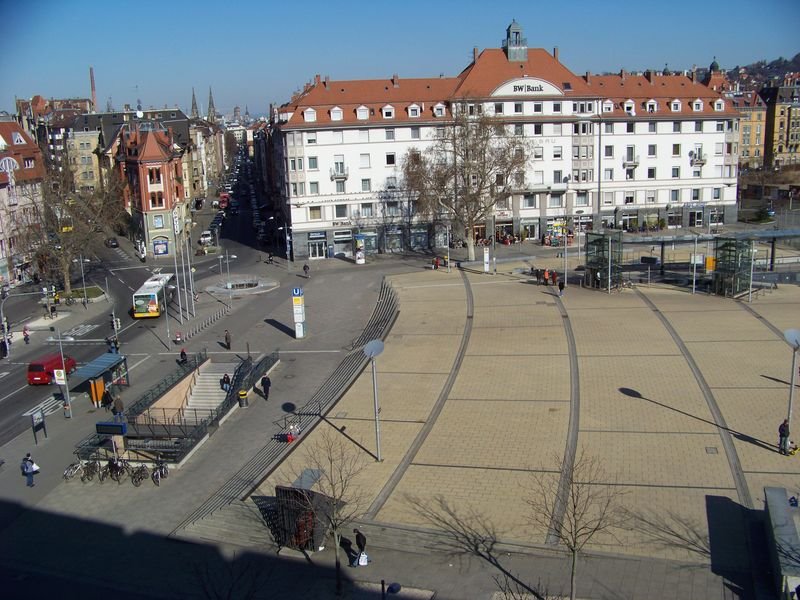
[409,106,420,118]
[646,190,656,204]
[533,102,542,113]
[671,101,681,111]
[149,192,164,209]
[692,189,700,201]
[494,103,503,114]
[153,214,164,228]
[24,158,34,169]
[713,187,721,200]
[575,192,588,206]
[552,102,561,113]
[361,179,371,192]
[331,107,343,121]
[361,203,373,217]
[626,122,634,133]
[715,142,724,155]
[553,146,562,159]
[305,132,316,144]
[647,167,656,179]
[672,143,681,156]
[695,121,703,132]
[336,181,345,193]
[385,201,400,216]
[411,127,420,139]
[309,182,319,194]
[605,122,613,134]
[523,194,537,208]
[673,121,681,133]
[553,170,562,184]
[625,168,635,180]
[671,189,680,202]
[385,129,395,141]
[514,102,523,114]
[648,122,657,133]
[533,146,543,160]
[604,168,614,181]
[304,108,317,122]
[548,194,563,208]
[604,145,613,158]
[309,206,322,220]
[148,168,161,184]
[308,156,318,170]
[357,106,369,120]
[515,123,524,136]
[434,104,445,117]
[672,167,680,178]
[335,204,347,218]
[386,153,396,166]
[552,123,562,135]
[534,123,543,135]
[382,106,394,119]
[297,182,305,195]
[624,192,635,205]
[648,144,656,157]
[289,158,296,171]
[693,169,702,178]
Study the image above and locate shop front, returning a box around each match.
[520,219,538,241]
[332,229,353,258]
[360,229,378,254]
[307,231,327,260]
[494,219,514,244]
[667,209,683,229]
[409,227,430,250]
[384,226,403,253]
[620,212,638,232]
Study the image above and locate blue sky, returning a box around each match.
[2,0,797,117]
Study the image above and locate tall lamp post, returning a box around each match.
[73,255,89,306]
[363,339,384,462]
[437,200,451,273]
[785,329,800,424]
[49,326,72,418]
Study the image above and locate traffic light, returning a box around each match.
[51,285,56,296]
[109,314,115,329]
[114,318,121,331]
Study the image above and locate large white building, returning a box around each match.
[266,21,739,260]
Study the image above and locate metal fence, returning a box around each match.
[126,349,208,417]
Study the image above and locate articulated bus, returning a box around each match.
[132,273,175,318]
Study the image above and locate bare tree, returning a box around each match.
[626,508,710,559]
[402,101,529,261]
[285,429,369,597]
[526,448,626,600]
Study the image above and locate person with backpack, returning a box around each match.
[21,453,37,487]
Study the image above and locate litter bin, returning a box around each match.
[238,389,248,408]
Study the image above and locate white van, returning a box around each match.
[199,231,213,245]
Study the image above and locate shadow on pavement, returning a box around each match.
[265,318,294,338]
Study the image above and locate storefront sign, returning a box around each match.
[153,239,169,255]
[493,78,563,96]
[308,231,327,240]
[333,229,353,241]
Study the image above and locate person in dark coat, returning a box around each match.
[261,374,271,399]
[558,279,565,297]
[354,528,367,555]
[224,330,231,350]
[779,419,790,455]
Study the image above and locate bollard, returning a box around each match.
[238,389,248,408]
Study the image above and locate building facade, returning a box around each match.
[265,22,740,260]
[761,77,800,169]
[729,91,767,169]
[0,121,45,285]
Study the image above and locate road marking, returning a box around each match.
[23,394,64,417]
[0,384,29,405]
[0,372,8,379]
[63,324,100,337]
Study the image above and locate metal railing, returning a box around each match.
[127,349,208,417]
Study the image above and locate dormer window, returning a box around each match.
[434,103,446,117]
[408,104,420,118]
[714,100,724,111]
[357,106,369,120]
[331,107,343,121]
[692,99,703,112]
[12,132,25,145]
[602,100,614,113]
[646,100,657,113]
[623,100,635,115]
[303,108,317,122]
[671,100,681,112]
[382,105,394,119]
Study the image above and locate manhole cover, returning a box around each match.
[705,447,719,454]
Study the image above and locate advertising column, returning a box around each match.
[292,287,306,339]
[354,234,366,265]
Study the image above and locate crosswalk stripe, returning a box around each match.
[63,324,100,337]
[22,395,64,417]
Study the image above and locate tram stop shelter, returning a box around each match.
[69,353,130,408]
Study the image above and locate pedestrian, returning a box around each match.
[267,252,274,264]
[224,329,231,350]
[303,263,310,278]
[543,268,549,286]
[551,271,557,286]
[112,337,120,354]
[102,388,113,412]
[106,337,113,353]
[221,373,231,392]
[354,528,367,565]
[112,395,125,422]
[434,256,440,270]
[558,279,565,297]
[261,374,271,399]
[179,348,188,365]
[779,419,790,455]
[21,453,37,487]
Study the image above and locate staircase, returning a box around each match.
[185,362,239,415]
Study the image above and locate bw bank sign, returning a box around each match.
[492,78,563,96]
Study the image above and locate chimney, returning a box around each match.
[323,75,330,90]
[89,66,97,113]
[473,46,478,62]
[392,73,399,88]
[691,66,697,83]
[314,74,321,85]
[553,47,559,61]
[585,71,591,83]
[620,69,627,81]
[645,70,653,83]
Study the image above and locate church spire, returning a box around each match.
[207,87,216,124]
[190,87,199,119]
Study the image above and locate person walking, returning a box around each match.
[779,419,790,455]
[354,528,367,565]
[224,330,231,350]
[221,373,231,392]
[261,374,271,400]
[558,279,565,297]
[551,270,557,286]
[303,263,310,278]
[179,348,188,365]
[112,394,125,422]
[21,453,37,487]
[543,268,550,286]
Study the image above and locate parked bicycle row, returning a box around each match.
[63,455,169,487]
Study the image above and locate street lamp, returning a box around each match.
[221,251,237,305]
[437,200,451,273]
[278,226,292,272]
[72,255,90,306]
[363,339,384,462]
[784,329,800,424]
[49,326,72,418]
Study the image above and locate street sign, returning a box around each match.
[292,287,304,297]
[483,247,490,273]
[53,369,66,385]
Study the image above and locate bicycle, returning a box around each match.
[63,461,84,481]
[80,459,101,482]
[64,296,75,306]
[106,457,129,484]
[130,463,150,487]
[151,458,169,486]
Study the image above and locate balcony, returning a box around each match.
[622,155,639,168]
[329,167,349,181]
[689,151,706,166]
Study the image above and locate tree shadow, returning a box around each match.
[618,387,776,453]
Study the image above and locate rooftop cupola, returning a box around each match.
[503,20,527,62]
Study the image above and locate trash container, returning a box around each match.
[238,389,248,408]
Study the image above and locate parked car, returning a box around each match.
[104,237,119,248]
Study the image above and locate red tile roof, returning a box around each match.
[0,121,45,184]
